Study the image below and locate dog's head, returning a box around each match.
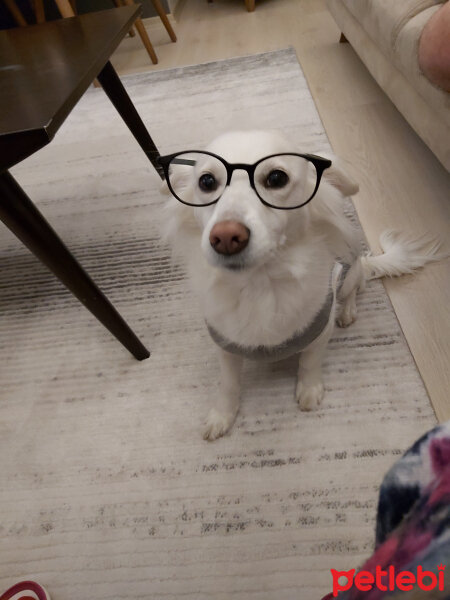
[160,130,358,271]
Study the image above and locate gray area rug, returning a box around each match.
[1,49,436,599]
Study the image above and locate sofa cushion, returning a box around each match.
[394,5,450,123]
[341,0,444,52]
[326,0,450,168]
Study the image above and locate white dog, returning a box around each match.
[158,130,442,441]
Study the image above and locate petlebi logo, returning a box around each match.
[331,564,446,596]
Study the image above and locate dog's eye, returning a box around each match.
[266,170,289,189]
[198,173,218,193]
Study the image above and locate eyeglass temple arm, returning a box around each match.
[157,156,197,181]
[170,158,197,166]
[306,154,332,169]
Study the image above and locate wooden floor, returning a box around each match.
[111,0,450,421]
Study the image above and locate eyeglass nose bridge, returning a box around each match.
[225,163,256,190]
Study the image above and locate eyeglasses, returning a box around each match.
[158,151,332,210]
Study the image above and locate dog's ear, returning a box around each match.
[323,158,359,197]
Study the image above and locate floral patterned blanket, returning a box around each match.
[322,420,450,599]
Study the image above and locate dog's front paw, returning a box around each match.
[296,381,324,411]
[337,297,357,328]
[203,408,236,441]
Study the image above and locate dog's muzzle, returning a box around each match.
[209,220,250,256]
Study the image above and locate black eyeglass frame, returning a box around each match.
[157,150,332,210]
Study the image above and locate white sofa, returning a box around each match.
[326,0,450,171]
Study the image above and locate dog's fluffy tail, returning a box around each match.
[360,230,446,281]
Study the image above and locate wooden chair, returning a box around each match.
[3,0,176,64]
[3,0,40,24]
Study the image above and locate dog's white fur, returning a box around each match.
[159,130,443,440]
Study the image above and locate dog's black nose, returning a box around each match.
[209,221,250,255]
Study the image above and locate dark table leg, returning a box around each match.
[0,171,150,361]
[97,61,165,180]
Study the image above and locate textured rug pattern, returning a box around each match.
[0,49,436,599]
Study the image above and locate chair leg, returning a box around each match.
[245,0,255,11]
[122,0,158,64]
[53,0,75,18]
[132,16,158,63]
[3,0,27,26]
[33,0,46,23]
[150,0,177,42]
[96,60,164,179]
[0,171,150,361]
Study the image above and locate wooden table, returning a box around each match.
[0,6,163,360]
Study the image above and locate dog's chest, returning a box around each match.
[201,265,333,349]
